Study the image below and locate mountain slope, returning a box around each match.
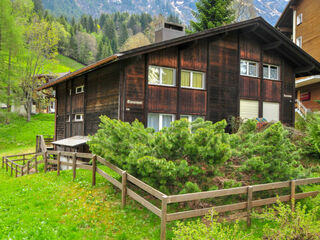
[42,0,289,26]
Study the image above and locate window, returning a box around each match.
[240,60,258,77]
[180,115,205,122]
[74,114,83,122]
[181,70,205,89]
[263,102,279,122]
[296,36,302,48]
[75,85,84,94]
[297,13,303,25]
[263,64,279,80]
[147,113,175,131]
[66,115,70,122]
[240,100,259,120]
[148,66,176,86]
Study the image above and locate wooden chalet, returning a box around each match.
[37,17,320,148]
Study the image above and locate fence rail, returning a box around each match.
[2,135,320,240]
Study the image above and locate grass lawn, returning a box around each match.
[0,166,176,239]
[43,55,85,74]
[0,113,55,155]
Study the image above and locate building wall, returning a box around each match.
[298,82,320,112]
[296,0,320,62]
[122,33,295,125]
[55,62,120,140]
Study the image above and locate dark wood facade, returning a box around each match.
[42,18,320,141]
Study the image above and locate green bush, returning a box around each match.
[173,201,320,240]
[253,201,320,239]
[238,122,306,183]
[302,114,320,159]
[89,117,232,194]
[173,211,249,240]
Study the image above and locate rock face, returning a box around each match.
[42,0,288,26]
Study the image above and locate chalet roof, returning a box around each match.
[37,17,320,91]
[275,0,298,29]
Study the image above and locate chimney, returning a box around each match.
[155,22,185,43]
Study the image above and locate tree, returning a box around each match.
[0,0,32,117]
[120,32,150,51]
[32,0,43,15]
[190,0,235,33]
[21,16,59,121]
[119,22,129,46]
[96,38,113,60]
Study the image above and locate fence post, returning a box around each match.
[57,152,61,176]
[72,153,76,181]
[35,155,38,173]
[11,162,13,176]
[27,161,30,175]
[22,154,25,165]
[36,136,39,153]
[1,156,4,169]
[44,151,48,173]
[290,180,296,212]
[121,171,127,208]
[92,155,97,186]
[160,195,168,240]
[21,166,24,176]
[6,158,8,172]
[15,165,18,178]
[247,186,253,227]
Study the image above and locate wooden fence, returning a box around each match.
[2,152,44,177]
[2,135,320,240]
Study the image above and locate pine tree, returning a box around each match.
[190,0,235,33]
[119,22,128,46]
[88,16,94,33]
[103,18,116,40]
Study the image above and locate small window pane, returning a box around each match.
[148,66,160,84]
[240,61,247,75]
[147,113,159,132]
[181,71,190,87]
[162,68,174,85]
[192,72,203,88]
[162,115,173,128]
[249,63,257,76]
[263,65,269,79]
[270,66,278,80]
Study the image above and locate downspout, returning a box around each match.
[292,6,297,43]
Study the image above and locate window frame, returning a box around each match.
[75,85,84,94]
[296,36,302,48]
[74,114,83,122]
[240,60,259,78]
[147,113,175,131]
[263,64,280,81]
[66,114,70,122]
[297,13,303,25]
[148,65,176,87]
[180,70,206,90]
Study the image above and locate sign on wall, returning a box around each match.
[300,92,311,101]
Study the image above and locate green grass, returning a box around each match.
[0,113,55,154]
[0,166,175,239]
[42,54,85,74]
